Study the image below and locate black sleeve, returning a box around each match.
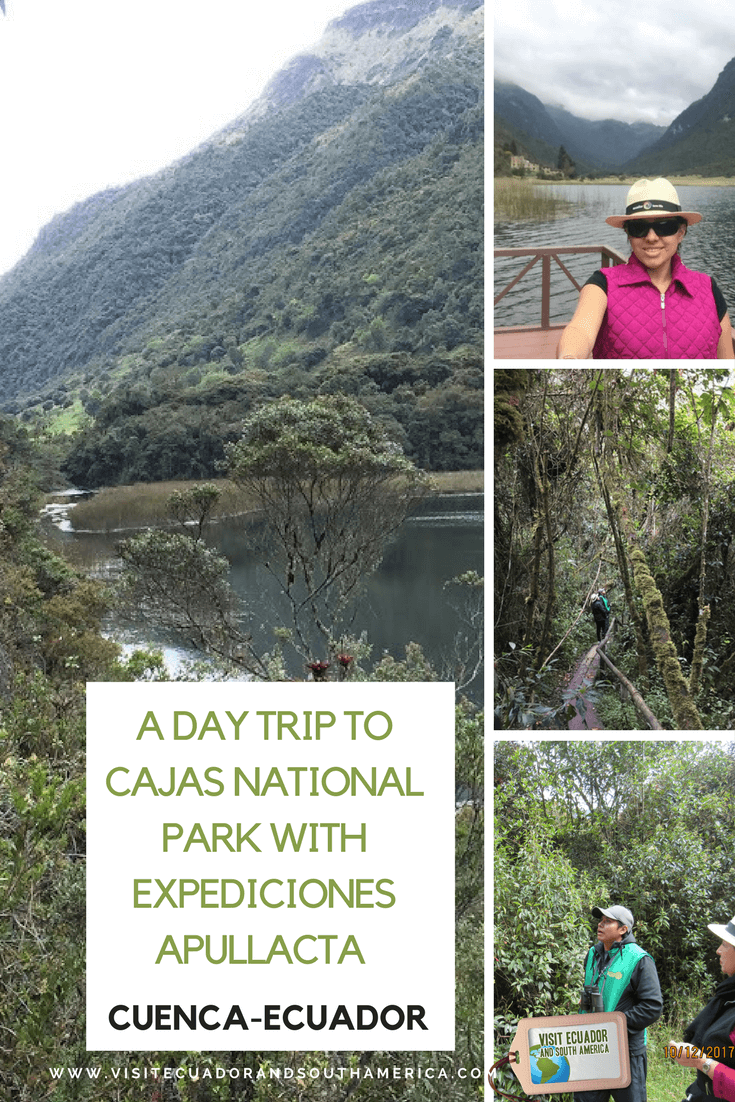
[624,955,664,1032]
[584,270,608,294]
[712,278,728,322]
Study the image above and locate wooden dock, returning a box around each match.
[495,325,566,359]
[494,244,626,359]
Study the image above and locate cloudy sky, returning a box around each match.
[495,0,735,127]
[0,0,352,276]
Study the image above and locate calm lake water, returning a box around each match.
[494,183,735,328]
[41,493,484,696]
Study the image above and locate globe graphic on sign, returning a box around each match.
[529,1045,571,1084]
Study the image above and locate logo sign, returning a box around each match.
[507,1012,630,1094]
[86,681,455,1051]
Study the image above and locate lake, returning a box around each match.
[40,492,484,697]
[494,182,735,328]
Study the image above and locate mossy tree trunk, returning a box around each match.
[629,547,703,730]
[520,373,555,671]
[666,368,677,455]
[593,452,648,682]
[689,382,719,695]
[689,605,711,697]
[536,457,555,667]
[521,506,544,676]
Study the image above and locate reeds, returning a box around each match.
[67,479,248,533]
[65,471,483,532]
[429,470,484,493]
[494,176,576,221]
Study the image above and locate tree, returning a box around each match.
[557,145,575,177]
[225,394,429,656]
[495,741,735,997]
[683,372,735,693]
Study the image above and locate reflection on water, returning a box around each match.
[495,183,735,328]
[41,492,484,696]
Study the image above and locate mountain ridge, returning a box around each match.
[496,56,735,177]
[624,56,735,173]
[494,78,665,171]
[0,0,483,484]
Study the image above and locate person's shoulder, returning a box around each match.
[584,270,608,292]
[711,277,728,321]
[631,945,658,968]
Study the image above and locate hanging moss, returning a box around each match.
[494,369,531,452]
[495,395,524,450]
[688,605,711,697]
[629,548,703,730]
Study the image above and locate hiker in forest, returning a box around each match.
[575,905,663,1102]
[668,914,735,1102]
[590,588,611,641]
[556,177,735,360]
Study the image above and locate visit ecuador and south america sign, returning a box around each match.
[507,1012,630,1094]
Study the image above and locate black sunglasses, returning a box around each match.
[624,218,685,238]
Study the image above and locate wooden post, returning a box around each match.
[541,254,551,328]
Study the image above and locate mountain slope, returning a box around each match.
[0,0,483,482]
[494,80,568,162]
[494,78,665,172]
[544,105,664,169]
[625,56,735,174]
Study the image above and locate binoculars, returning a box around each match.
[580,983,604,1012]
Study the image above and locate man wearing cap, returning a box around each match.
[669,914,735,1102]
[556,177,734,360]
[575,905,663,1102]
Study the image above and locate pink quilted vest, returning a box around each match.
[593,253,721,359]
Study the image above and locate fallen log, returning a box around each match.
[595,645,663,730]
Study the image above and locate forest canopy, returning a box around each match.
[494,367,735,731]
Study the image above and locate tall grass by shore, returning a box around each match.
[67,479,248,532]
[495,176,577,221]
[537,175,735,187]
[63,470,484,533]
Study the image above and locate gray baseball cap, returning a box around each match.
[592,905,634,929]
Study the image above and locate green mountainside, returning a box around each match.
[493,113,562,175]
[624,57,735,175]
[0,0,483,485]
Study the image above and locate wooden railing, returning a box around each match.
[494,245,627,329]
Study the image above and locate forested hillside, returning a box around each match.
[495,368,735,731]
[0,0,483,485]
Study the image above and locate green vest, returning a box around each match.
[584,942,649,1012]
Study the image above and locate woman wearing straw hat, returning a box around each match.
[556,178,734,359]
[668,914,735,1101]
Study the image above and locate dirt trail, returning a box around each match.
[566,642,605,730]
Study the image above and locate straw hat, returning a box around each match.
[707,915,735,948]
[606,178,702,228]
